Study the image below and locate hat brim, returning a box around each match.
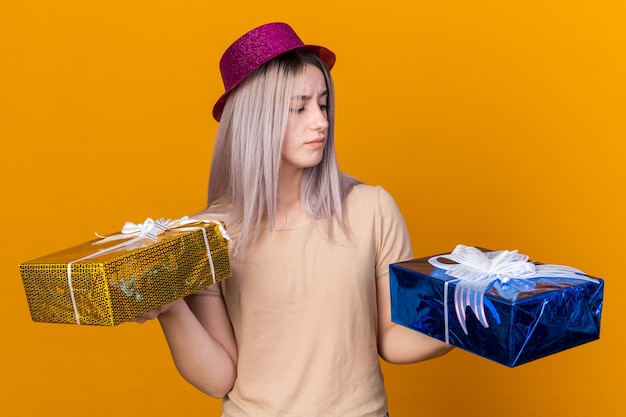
[212,44,335,121]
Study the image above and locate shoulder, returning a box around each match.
[194,201,231,223]
[346,183,400,213]
[345,184,412,267]
[343,184,406,231]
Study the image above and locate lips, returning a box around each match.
[306,137,325,145]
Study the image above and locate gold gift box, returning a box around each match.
[20,219,231,326]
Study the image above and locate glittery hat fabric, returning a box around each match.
[212,22,336,121]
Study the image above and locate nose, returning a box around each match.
[313,106,329,131]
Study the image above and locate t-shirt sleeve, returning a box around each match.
[374,186,413,280]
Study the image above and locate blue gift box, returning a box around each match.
[390,249,604,367]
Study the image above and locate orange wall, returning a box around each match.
[2,1,624,415]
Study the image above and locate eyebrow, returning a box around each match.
[290,90,329,101]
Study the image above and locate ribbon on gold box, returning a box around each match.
[20,217,231,326]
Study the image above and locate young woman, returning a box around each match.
[138,22,452,416]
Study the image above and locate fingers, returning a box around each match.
[130,307,164,323]
[130,299,183,324]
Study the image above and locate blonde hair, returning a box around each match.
[207,52,359,256]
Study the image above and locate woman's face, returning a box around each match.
[281,64,329,173]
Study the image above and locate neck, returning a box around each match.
[278,168,302,205]
[274,168,310,229]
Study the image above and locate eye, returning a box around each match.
[289,107,306,114]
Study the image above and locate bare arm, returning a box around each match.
[137,289,237,398]
[377,275,453,363]
[371,187,453,363]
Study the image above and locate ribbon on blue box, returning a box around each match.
[428,245,600,338]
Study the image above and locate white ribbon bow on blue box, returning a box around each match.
[428,244,599,335]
